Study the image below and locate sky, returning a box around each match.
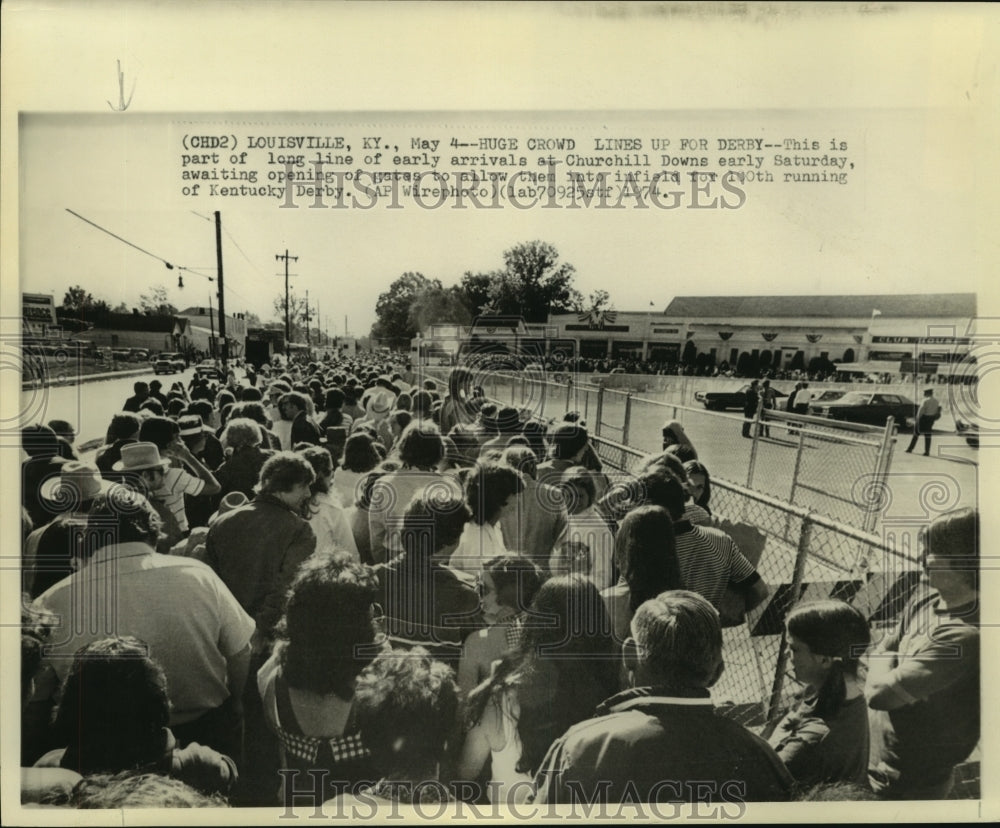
[19,106,989,339]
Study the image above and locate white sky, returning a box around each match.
[18,106,988,336]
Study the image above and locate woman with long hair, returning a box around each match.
[661,419,698,459]
[438,367,476,434]
[454,575,619,804]
[37,636,236,797]
[367,422,458,563]
[295,445,359,561]
[215,417,273,498]
[448,462,523,576]
[600,505,683,648]
[682,459,713,516]
[318,387,353,434]
[768,600,871,787]
[333,432,382,510]
[457,556,545,696]
[256,552,385,797]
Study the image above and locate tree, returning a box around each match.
[370,272,437,347]
[61,285,99,313]
[485,241,583,323]
[273,293,310,341]
[575,289,615,325]
[139,284,177,316]
[111,301,130,313]
[59,285,110,325]
[409,284,472,332]
[244,311,263,329]
[457,271,496,317]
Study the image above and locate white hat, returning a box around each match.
[40,461,115,504]
[112,442,171,472]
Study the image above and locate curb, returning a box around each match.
[21,366,155,392]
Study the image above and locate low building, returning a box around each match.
[72,311,177,352]
[175,306,248,358]
[547,293,976,377]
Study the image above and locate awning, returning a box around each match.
[834,361,900,374]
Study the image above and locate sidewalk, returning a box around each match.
[20,365,153,391]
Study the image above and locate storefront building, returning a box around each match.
[547,293,976,377]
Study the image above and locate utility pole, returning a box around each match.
[208,294,216,357]
[215,211,228,376]
[305,289,311,347]
[275,249,298,345]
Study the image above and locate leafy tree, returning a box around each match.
[139,284,178,316]
[111,301,130,313]
[273,293,311,341]
[409,284,472,332]
[61,285,100,313]
[575,289,615,325]
[485,241,582,323]
[457,271,496,317]
[370,272,437,347]
[59,285,110,325]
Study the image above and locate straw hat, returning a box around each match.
[112,442,171,472]
[208,490,250,525]
[39,461,115,503]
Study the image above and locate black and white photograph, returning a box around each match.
[2,2,996,823]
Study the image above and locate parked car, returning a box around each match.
[808,389,846,405]
[955,419,979,448]
[111,348,132,362]
[129,348,150,362]
[194,359,222,381]
[153,352,186,375]
[809,391,916,428]
[695,383,787,411]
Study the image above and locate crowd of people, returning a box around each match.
[18,354,980,811]
[527,354,960,386]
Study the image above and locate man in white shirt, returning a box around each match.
[32,488,254,759]
[905,388,942,456]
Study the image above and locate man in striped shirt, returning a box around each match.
[139,416,221,535]
[657,472,769,623]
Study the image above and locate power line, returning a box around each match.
[66,208,204,277]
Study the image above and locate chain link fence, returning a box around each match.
[589,434,921,735]
[420,366,894,531]
[415,363,975,794]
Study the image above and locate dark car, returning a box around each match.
[810,391,916,428]
[695,383,787,411]
[809,389,846,405]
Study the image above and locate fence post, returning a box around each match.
[762,514,814,736]
[565,376,572,412]
[539,376,547,418]
[787,427,807,506]
[595,384,605,437]
[622,392,633,446]
[746,399,765,489]
[862,417,896,535]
